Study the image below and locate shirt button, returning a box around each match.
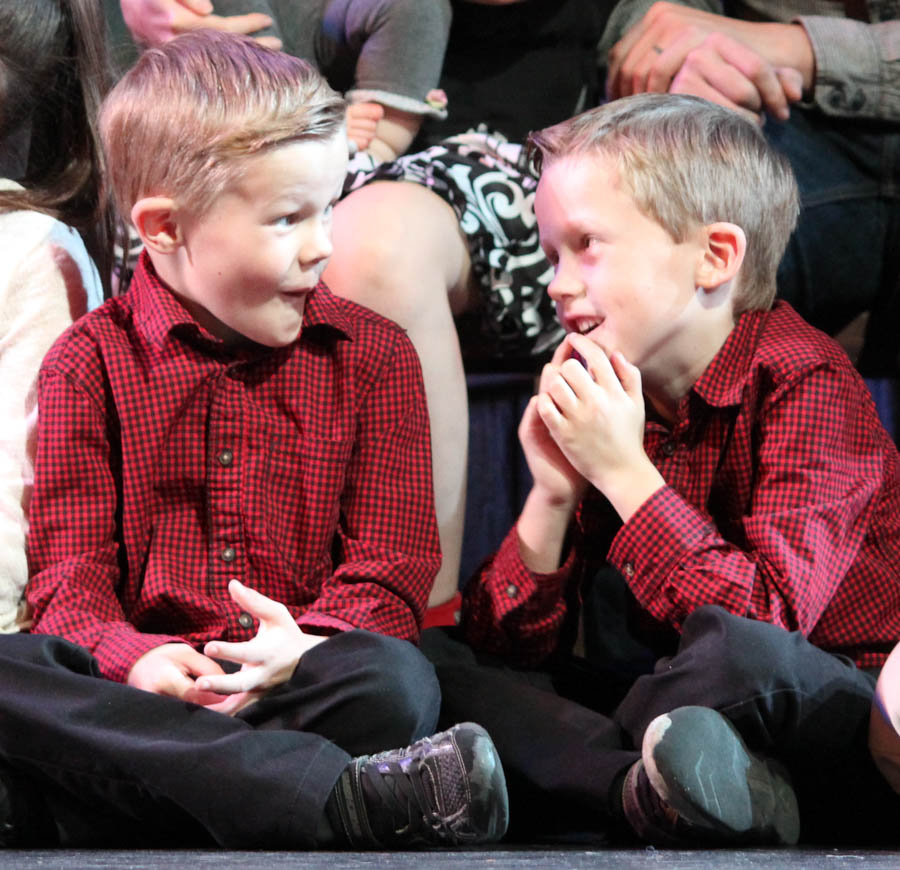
[662,441,676,457]
[218,448,234,467]
[506,584,518,598]
[623,562,635,578]
[221,546,236,562]
[238,611,254,629]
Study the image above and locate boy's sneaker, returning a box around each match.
[622,706,800,847]
[330,722,509,848]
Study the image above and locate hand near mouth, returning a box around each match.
[535,333,665,523]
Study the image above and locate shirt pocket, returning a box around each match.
[263,435,354,575]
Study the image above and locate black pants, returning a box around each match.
[0,630,439,847]
[423,605,900,845]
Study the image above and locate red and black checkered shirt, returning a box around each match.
[27,253,440,682]
[463,302,900,669]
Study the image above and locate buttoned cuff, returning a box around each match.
[483,525,574,619]
[607,485,713,619]
[796,16,883,118]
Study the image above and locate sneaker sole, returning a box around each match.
[643,706,800,846]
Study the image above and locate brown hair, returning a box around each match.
[528,93,800,313]
[0,0,115,295]
[100,29,346,222]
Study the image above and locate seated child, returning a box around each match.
[423,92,900,847]
[0,30,507,849]
[0,0,113,633]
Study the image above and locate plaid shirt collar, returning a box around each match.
[130,250,354,355]
[687,305,772,410]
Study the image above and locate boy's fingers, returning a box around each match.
[609,351,642,400]
[182,647,227,676]
[227,579,289,623]
[204,638,257,666]
[568,333,618,390]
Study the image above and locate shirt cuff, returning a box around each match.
[483,524,574,618]
[93,627,189,683]
[607,485,713,615]
[796,16,881,117]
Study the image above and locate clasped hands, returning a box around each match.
[520,335,664,524]
[608,2,814,124]
[127,579,326,716]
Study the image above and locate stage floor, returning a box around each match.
[2,848,899,869]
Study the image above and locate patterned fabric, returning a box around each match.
[344,133,563,362]
[26,253,440,682]
[462,302,900,669]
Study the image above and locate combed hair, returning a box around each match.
[527,93,800,312]
[100,29,346,221]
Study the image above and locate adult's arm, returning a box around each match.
[602,0,900,122]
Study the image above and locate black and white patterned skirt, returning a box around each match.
[343,133,562,364]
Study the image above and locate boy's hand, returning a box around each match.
[196,580,327,714]
[126,643,231,706]
[121,0,282,50]
[519,341,590,511]
[537,334,665,522]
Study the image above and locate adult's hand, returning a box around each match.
[121,0,282,49]
[608,2,813,115]
[668,33,803,122]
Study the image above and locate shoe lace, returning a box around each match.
[364,754,464,840]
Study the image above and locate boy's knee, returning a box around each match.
[346,632,440,741]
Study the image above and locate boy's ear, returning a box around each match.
[131,197,183,254]
[695,222,747,292]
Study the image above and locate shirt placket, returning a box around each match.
[207,366,255,635]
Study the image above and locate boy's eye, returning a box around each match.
[274,214,298,227]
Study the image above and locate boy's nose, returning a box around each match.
[547,262,583,302]
[301,223,333,267]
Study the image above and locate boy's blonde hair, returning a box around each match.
[100,29,346,221]
[527,93,799,313]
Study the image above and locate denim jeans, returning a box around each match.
[768,108,900,376]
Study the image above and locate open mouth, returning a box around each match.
[570,317,602,336]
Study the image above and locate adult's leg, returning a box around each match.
[238,629,440,756]
[615,606,900,844]
[0,633,349,847]
[768,111,900,376]
[325,182,478,609]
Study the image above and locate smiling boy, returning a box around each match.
[424,93,900,846]
[0,30,509,849]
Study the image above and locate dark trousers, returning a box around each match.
[423,605,900,845]
[0,630,439,848]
